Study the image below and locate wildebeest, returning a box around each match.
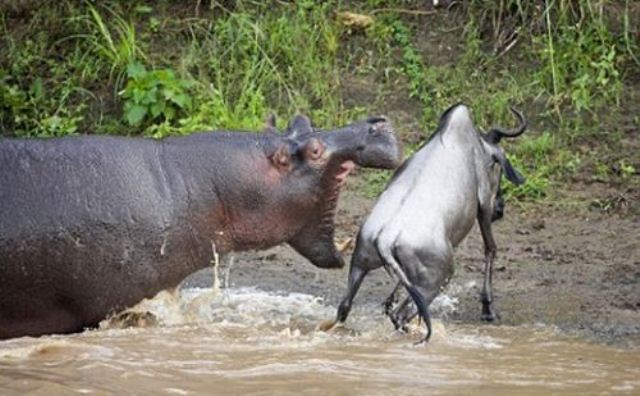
[321,103,527,342]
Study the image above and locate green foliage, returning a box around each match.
[361,168,394,199]
[120,63,193,127]
[535,1,623,114]
[503,133,557,200]
[616,159,636,179]
[356,1,636,200]
[0,70,86,137]
[1,0,636,202]
[179,2,345,129]
[86,3,144,90]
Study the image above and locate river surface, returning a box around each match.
[1,286,639,395]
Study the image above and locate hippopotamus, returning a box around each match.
[0,114,402,339]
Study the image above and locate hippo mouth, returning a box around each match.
[286,160,357,269]
[318,161,357,241]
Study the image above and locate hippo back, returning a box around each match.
[0,136,185,336]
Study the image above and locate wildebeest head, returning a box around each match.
[479,107,527,221]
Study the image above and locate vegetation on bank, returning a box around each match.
[1,1,638,201]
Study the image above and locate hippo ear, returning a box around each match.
[264,113,278,134]
[269,144,291,171]
[287,115,313,139]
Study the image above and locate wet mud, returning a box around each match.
[184,184,640,345]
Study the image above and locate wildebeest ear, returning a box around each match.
[269,144,291,171]
[287,115,313,139]
[494,154,525,185]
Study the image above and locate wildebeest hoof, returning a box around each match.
[481,310,501,322]
[317,319,338,332]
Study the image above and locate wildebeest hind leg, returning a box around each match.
[383,281,402,316]
[393,247,453,343]
[386,294,415,331]
[336,264,369,323]
[381,248,433,343]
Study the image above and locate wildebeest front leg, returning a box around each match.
[478,211,499,321]
[319,264,369,332]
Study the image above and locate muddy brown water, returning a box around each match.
[1,286,639,395]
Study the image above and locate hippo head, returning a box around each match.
[267,114,402,269]
[282,114,402,185]
[300,115,402,170]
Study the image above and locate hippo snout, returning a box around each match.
[366,116,393,136]
[358,118,402,169]
[321,116,402,170]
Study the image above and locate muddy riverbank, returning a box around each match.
[184,180,640,345]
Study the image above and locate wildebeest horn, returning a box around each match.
[485,107,527,144]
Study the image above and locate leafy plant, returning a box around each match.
[120,63,193,127]
[615,159,636,179]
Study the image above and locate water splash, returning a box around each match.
[0,338,113,360]
[98,284,466,348]
[2,287,639,396]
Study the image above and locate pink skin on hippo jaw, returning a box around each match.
[269,114,402,269]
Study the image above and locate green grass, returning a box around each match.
[0,0,637,201]
[86,3,145,91]
[358,0,637,201]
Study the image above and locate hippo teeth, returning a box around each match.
[335,161,356,185]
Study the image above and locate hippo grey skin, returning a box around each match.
[0,115,402,339]
[322,104,526,342]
